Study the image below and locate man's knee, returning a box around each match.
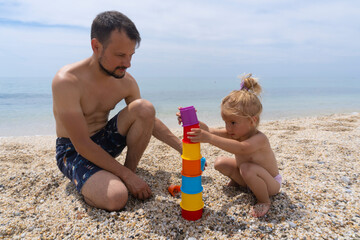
[81,171,129,211]
[130,99,155,120]
[104,188,129,211]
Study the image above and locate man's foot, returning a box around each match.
[250,202,271,217]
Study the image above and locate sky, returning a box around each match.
[0,0,359,79]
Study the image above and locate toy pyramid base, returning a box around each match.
[181,208,203,221]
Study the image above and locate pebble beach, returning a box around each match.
[0,113,359,239]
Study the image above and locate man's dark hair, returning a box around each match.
[91,11,141,48]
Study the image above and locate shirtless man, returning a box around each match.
[52,11,182,211]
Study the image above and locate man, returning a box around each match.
[52,11,182,211]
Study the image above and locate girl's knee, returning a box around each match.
[214,157,235,176]
[239,162,252,172]
[214,157,227,171]
[239,162,256,179]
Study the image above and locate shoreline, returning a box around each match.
[1,112,359,239]
[0,111,359,138]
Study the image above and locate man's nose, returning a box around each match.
[124,56,132,68]
[123,57,131,68]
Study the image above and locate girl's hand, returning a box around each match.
[187,128,210,143]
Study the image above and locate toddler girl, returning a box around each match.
[183,73,281,217]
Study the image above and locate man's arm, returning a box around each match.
[152,118,182,154]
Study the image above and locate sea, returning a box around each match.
[0,75,359,137]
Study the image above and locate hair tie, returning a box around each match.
[240,82,249,91]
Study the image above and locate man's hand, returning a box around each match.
[176,106,198,125]
[176,107,183,125]
[124,172,152,200]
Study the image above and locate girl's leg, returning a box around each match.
[239,162,280,217]
[214,156,247,187]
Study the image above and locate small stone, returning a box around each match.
[289,204,297,209]
[259,226,266,231]
[341,176,351,184]
[288,221,297,228]
[298,203,305,208]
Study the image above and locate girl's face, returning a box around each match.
[221,110,255,141]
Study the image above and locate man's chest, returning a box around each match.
[80,83,127,116]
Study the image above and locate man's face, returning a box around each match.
[98,30,136,79]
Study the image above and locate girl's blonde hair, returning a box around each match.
[221,73,263,126]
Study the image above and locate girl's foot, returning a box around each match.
[227,179,240,187]
[227,180,250,192]
[250,202,271,217]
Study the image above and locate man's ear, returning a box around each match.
[91,38,102,56]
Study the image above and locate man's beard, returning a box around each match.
[98,59,126,79]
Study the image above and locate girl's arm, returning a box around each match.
[198,121,230,138]
[177,109,229,138]
[188,129,266,155]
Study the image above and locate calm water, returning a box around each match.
[0,76,359,136]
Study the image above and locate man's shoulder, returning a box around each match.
[119,72,139,90]
[53,59,89,86]
[54,67,77,82]
[52,64,84,96]
[123,72,137,83]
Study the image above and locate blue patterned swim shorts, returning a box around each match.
[55,113,127,193]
